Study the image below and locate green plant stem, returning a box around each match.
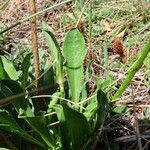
[0,0,72,35]
[112,39,150,101]
[88,1,92,42]
[57,52,64,98]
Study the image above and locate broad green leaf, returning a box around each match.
[21,53,32,90]
[63,29,87,101]
[19,110,56,149]
[1,56,19,80]
[0,80,56,148]
[63,104,90,150]
[67,66,84,102]
[55,103,90,150]
[0,57,5,80]
[0,109,46,149]
[25,116,56,149]
[63,29,87,68]
[0,79,28,110]
[54,104,70,150]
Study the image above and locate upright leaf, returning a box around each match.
[55,103,90,150]
[54,104,70,150]
[41,66,55,97]
[0,79,28,110]
[42,21,64,95]
[63,104,90,150]
[94,89,108,131]
[42,21,59,62]
[63,29,86,68]
[63,29,87,101]
[21,53,32,90]
[67,66,84,102]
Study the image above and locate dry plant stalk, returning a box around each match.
[29,0,40,87]
[29,0,46,110]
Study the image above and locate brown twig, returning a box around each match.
[29,0,46,110]
[29,0,40,88]
[131,84,142,150]
[0,84,59,107]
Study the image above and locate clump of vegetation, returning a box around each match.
[0,0,150,149]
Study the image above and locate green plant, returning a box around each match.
[0,25,110,149]
[0,1,149,149]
